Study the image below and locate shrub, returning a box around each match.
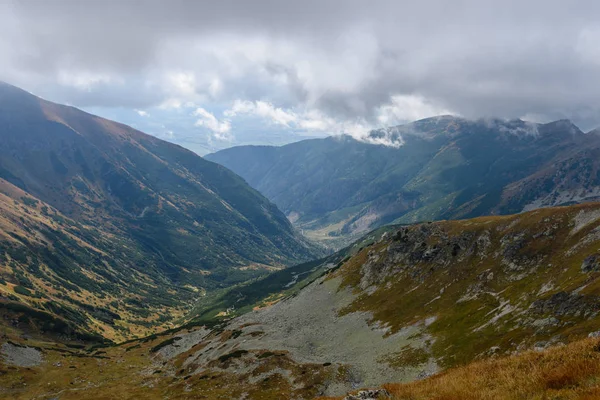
[13,285,32,296]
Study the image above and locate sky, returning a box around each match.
[2,0,600,155]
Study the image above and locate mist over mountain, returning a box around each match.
[207,116,600,248]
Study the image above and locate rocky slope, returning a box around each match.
[0,82,317,341]
[4,203,600,398]
[338,336,600,400]
[206,116,600,248]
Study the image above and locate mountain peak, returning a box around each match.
[538,118,583,136]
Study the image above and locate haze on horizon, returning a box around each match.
[2,0,600,154]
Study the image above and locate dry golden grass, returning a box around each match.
[319,338,600,400]
[383,337,600,400]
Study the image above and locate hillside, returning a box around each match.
[0,82,317,341]
[4,203,600,398]
[206,116,600,248]
[326,336,600,400]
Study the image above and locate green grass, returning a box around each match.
[185,224,398,324]
[334,203,600,368]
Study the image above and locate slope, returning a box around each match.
[206,116,600,248]
[4,203,600,399]
[153,202,600,396]
[0,82,317,340]
[0,177,191,342]
[328,336,600,400]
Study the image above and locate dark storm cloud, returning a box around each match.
[3,0,600,130]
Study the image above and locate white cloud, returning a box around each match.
[295,109,371,137]
[520,113,551,124]
[218,96,454,146]
[158,98,184,109]
[6,0,600,136]
[220,100,372,142]
[225,100,297,127]
[193,107,232,141]
[167,71,197,97]
[158,98,199,110]
[136,109,149,117]
[376,95,454,126]
[208,78,222,97]
[57,71,115,91]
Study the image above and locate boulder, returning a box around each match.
[345,389,391,400]
[581,255,600,272]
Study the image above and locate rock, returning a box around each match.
[581,255,600,273]
[417,369,435,379]
[345,389,391,400]
[533,341,549,351]
[1,342,43,367]
[588,330,600,338]
[531,317,560,329]
[529,291,600,318]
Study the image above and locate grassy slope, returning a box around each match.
[322,336,600,400]
[0,317,342,400]
[5,314,600,400]
[186,225,398,323]
[6,204,600,398]
[0,82,319,340]
[0,178,190,342]
[329,203,600,369]
[207,118,600,249]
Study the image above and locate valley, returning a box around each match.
[207,117,600,249]
[4,3,600,399]
[4,202,600,398]
[3,87,600,399]
[0,82,318,342]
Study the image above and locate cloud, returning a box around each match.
[221,100,372,138]
[3,0,600,148]
[220,99,418,145]
[167,72,197,98]
[480,117,540,136]
[193,107,232,141]
[136,110,149,117]
[225,100,297,127]
[57,71,116,91]
[376,95,454,126]
[295,109,372,138]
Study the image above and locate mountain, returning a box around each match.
[206,116,600,248]
[4,203,600,398]
[0,82,316,341]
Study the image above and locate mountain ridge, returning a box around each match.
[206,116,600,248]
[0,82,318,341]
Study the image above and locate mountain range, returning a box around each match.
[0,82,317,341]
[207,116,600,248]
[5,81,600,399]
